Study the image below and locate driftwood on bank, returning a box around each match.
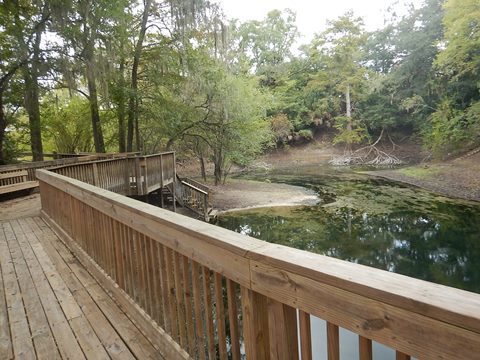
[329,129,404,166]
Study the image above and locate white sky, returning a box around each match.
[216,0,424,44]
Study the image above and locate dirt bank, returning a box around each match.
[366,153,480,202]
[183,140,480,210]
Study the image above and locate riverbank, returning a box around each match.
[188,141,480,211]
[209,178,318,212]
[365,152,480,202]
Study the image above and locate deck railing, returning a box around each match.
[0,152,140,182]
[36,169,480,360]
[143,152,175,194]
[46,152,175,196]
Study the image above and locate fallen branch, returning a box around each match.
[329,129,404,166]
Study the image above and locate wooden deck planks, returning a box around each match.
[0,217,165,360]
[0,222,37,359]
[31,217,164,360]
[3,220,60,360]
[0,256,13,360]
[37,220,160,360]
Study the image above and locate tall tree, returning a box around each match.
[232,9,299,86]
[307,12,368,149]
[425,0,480,155]
[18,1,50,161]
[0,1,48,163]
[54,0,128,153]
[127,0,152,152]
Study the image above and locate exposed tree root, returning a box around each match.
[329,129,404,166]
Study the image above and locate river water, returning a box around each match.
[216,165,480,359]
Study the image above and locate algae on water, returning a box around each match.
[219,165,480,293]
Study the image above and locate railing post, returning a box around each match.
[172,153,176,212]
[141,157,147,194]
[92,162,99,186]
[135,157,141,194]
[267,299,299,360]
[124,158,130,195]
[204,194,209,222]
[240,287,270,359]
[160,154,164,188]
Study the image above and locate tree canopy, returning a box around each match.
[1,0,479,171]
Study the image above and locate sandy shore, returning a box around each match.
[209,179,318,212]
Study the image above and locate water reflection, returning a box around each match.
[217,165,480,293]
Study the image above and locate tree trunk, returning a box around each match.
[118,59,126,152]
[127,0,152,152]
[213,149,223,186]
[85,34,105,153]
[345,83,353,153]
[199,156,206,182]
[346,83,352,131]
[24,24,44,161]
[86,62,105,153]
[0,92,6,165]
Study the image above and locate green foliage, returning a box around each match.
[296,129,314,142]
[435,0,480,79]
[1,0,479,166]
[332,116,368,146]
[231,9,299,82]
[424,100,480,156]
[41,95,94,153]
[270,113,293,145]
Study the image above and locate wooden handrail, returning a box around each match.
[143,151,175,158]
[36,168,480,359]
[180,180,208,196]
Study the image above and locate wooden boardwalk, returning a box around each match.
[0,216,165,360]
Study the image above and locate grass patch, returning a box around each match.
[398,166,442,179]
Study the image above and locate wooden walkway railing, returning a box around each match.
[171,175,210,221]
[48,152,175,197]
[37,169,480,360]
[0,152,140,183]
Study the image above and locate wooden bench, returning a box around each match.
[0,170,39,195]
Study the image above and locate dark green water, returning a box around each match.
[216,165,480,293]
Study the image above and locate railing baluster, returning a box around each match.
[240,287,270,359]
[327,322,340,360]
[164,247,179,342]
[202,267,216,360]
[226,279,240,360]
[359,336,372,360]
[158,244,171,333]
[138,233,148,311]
[192,261,207,360]
[214,273,228,359]
[144,236,155,318]
[173,252,188,349]
[396,351,411,360]
[181,256,196,355]
[299,310,312,360]
[125,226,134,297]
[266,299,299,359]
